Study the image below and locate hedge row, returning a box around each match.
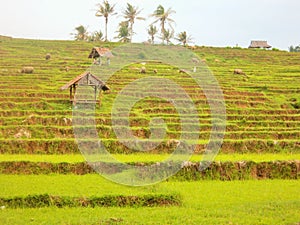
[0,161,299,180]
[0,194,181,208]
[1,139,300,154]
[175,160,300,181]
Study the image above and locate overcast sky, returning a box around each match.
[1,0,299,50]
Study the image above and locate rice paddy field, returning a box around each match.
[0,38,299,224]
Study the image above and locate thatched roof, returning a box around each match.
[249,41,272,49]
[60,72,110,91]
[88,47,113,59]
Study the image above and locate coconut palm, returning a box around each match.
[289,45,300,52]
[115,21,130,43]
[89,31,104,42]
[122,3,145,42]
[147,25,158,44]
[160,29,174,45]
[95,0,117,42]
[93,31,104,42]
[72,25,88,41]
[176,31,193,46]
[150,5,176,44]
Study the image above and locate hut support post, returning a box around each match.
[70,86,73,101]
[73,84,77,105]
[94,86,101,106]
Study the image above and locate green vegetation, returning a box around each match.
[289,45,300,52]
[147,25,158,44]
[72,25,89,41]
[150,5,176,44]
[0,39,299,156]
[0,161,299,180]
[79,2,180,44]
[176,31,193,46]
[95,0,117,42]
[0,194,180,208]
[122,3,145,42]
[0,37,299,223]
[115,21,131,43]
[0,153,299,163]
[0,177,299,224]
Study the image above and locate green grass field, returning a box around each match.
[0,176,299,224]
[0,153,299,163]
[0,38,299,224]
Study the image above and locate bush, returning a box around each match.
[138,52,146,59]
[0,194,181,208]
[1,161,299,180]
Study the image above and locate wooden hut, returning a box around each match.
[249,41,272,49]
[60,72,109,105]
[88,47,113,65]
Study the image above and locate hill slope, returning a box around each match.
[0,38,299,154]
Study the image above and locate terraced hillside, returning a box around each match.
[0,38,299,155]
[0,38,300,224]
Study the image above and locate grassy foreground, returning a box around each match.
[0,153,299,163]
[0,176,299,224]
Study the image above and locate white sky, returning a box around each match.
[1,0,300,50]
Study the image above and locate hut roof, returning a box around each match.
[88,47,113,58]
[60,72,110,91]
[249,41,272,49]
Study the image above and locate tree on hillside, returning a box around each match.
[115,21,130,43]
[72,25,89,41]
[89,31,104,42]
[160,29,174,45]
[289,45,300,52]
[150,5,176,44]
[95,0,117,42]
[122,3,145,43]
[147,25,158,44]
[176,31,193,46]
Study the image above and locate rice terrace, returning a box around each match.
[0,1,300,225]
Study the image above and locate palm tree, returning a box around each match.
[150,5,176,44]
[122,3,145,42]
[115,21,130,43]
[176,31,193,46]
[95,1,117,42]
[289,46,295,52]
[147,25,158,44]
[72,25,88,41]
[94,31,104,42]
[89,31,104,42]
[289,45,300,52]
[160,29,174,45]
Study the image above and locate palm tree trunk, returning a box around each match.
[162,22,165,44]
[105,17,108,42]
[130,22,133,43]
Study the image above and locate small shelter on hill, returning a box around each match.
[60,72,109,105]
[88,47,113,65]
[249,40,272,49]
